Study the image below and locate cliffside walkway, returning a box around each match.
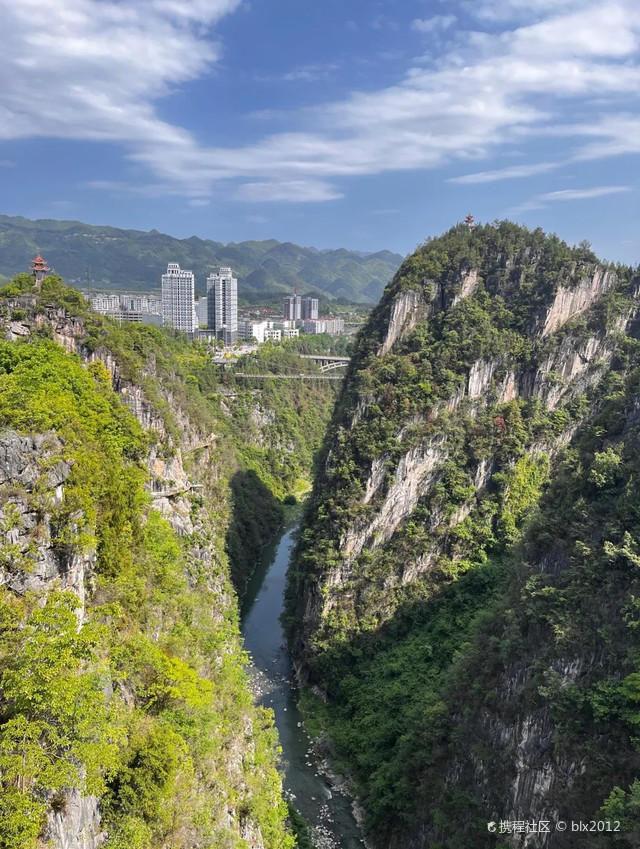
[298,354,350,372]
[232,373,344,381]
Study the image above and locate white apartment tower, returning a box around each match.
[207,267,238,344]
[162,263,196,333]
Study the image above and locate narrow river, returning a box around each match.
[240,516,365,849]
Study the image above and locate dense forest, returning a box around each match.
[0,272,338,847]
[287,221,640,847]
[0,214,402,303]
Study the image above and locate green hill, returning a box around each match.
[0,214,403,304]
[287,221,640,847]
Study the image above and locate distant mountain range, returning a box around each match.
[0,214,403,304]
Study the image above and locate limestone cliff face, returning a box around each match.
[540,266,616,337]
[43,791,104,849]
[0,431,92,617]
[292,226,638,660]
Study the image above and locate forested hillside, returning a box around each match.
[0,272,338,848]
[287,222,640,847]
[0,214,402,303]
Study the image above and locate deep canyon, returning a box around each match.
[2,221,640,849]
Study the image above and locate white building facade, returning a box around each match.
[302,318,344,335]
[207,267,238,344]
[161,263,197,333]
[238,319,267,343]
[283,295,302,321]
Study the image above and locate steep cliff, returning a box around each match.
[0,275,313,849]
[287,222,640,847]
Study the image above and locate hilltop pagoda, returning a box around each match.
[30,253,50,287]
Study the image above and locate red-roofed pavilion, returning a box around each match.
[30,254,50,284]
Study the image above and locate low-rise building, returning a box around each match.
[101,310,163,326]
[301,318,344,335]
[90,294,121,312]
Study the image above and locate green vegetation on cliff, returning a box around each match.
[0,273,338,847]
[0,314,294,847]
[288,221,637,647]
[2,272,339,592]
[288,222,640,847]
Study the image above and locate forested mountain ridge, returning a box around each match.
[0,273,338,848]
[286,222,640,847]
[0,214,402,303]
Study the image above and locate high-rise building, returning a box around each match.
[162,263,196,333]
[195,297,208,326]
[207,267,238,344]
[301,297,319,320]
[283,295,302,321]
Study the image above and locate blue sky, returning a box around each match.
[1,0,639,263]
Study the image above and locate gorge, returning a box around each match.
[2,220,640,849]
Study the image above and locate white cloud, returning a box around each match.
[1,0,640,202]
[0,0,238,149]
[539,185,631,200]
[466,0,589,22]
[233,180,344,203]
[411,15,457,34]
[449,162,560,184]
[507,183,632,214]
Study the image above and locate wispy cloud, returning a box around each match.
[411,15,457,34]
[466,0,587,22]
[233,180,344,203]
[508,183,632,215]
[1,0,640,203]
[539,185,631,200]
[258,62,340,83]
[371,14,399,31]
[449,161,561,184]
